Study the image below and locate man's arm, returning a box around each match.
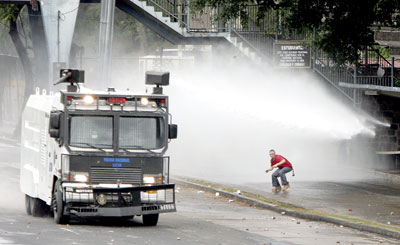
[266,159,286,172]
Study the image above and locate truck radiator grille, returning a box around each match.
[89,167,142,184]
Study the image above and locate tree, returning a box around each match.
[0,4,35,138]
[192,0,400,65]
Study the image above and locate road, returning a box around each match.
[0,141,399,244]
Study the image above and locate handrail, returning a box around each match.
[140,1,398,89]
[368,47,392,67]
[229,28,269,59]
[147,0,189,29]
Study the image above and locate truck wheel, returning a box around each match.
[25,195,32,215]
[30,197,48,217]
[142,214,159,226]
[53,180,69,224]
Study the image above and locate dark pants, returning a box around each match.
[272,167,292,187]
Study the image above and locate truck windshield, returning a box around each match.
[70,116,113,149]
[119,117,165,150]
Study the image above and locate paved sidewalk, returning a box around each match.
[173,174,400,240]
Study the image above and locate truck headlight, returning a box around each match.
[72,173,89,182]
[143,175,162,184]
[64,171,89,182]
[143,176,155,184]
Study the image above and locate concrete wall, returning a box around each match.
[360,93,400,169]
[0,55,25,129]
[361,94,400,151]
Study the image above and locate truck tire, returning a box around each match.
[25,195,32,215]
[30,197,48,217]
[142,214,159,226]
[53,180,70,224]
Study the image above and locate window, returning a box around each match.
[119,117,165,149]
[70,116,113,148]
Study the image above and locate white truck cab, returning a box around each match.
[20,69,177,225]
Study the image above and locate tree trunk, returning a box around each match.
[9,5,34,139]
[9,6,34,100]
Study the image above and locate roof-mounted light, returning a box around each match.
[140,97,149,105]
[83,95,94,104]
[107,97,127,104]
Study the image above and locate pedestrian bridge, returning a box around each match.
[2,0,400,164]
[4,0,400,103]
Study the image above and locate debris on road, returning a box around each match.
[215,192,220,197]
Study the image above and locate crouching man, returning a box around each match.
[266,149,293,192]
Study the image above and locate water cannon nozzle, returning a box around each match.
[145,71,169,94]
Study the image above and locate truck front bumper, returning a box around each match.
[62,183,176,217]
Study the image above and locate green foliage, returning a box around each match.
[192,0,400,65]
[0,4,18,23]
[0,4,20,55]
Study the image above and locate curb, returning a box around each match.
[173,177,400,240]
[372,170,400,185]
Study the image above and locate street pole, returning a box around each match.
[99,0,115,88]
[392,56,394,87]
[353,63,357,107]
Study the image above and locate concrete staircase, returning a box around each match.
[117,0,265,63]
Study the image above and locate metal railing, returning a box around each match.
[146,0,189,29]
[229,5,276,58]
[313,49,356,101]
[142,0,399,92]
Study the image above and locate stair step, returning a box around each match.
[133,0,264,62]
[229,36,237,45]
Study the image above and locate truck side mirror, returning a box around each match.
[168,124,178,139]
[49,111,63,139]
[50,111,62,129]
[49,129,60,138]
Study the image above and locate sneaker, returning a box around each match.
[283,184,290,191]
[273,186,281,192]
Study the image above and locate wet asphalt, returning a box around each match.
[226,179,400,228]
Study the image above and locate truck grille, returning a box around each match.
[90,167,142,185]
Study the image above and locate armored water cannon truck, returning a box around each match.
[20,69,178,225]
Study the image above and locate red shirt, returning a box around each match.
[271,155,293,169]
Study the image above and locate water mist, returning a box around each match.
[164,54,377,184]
